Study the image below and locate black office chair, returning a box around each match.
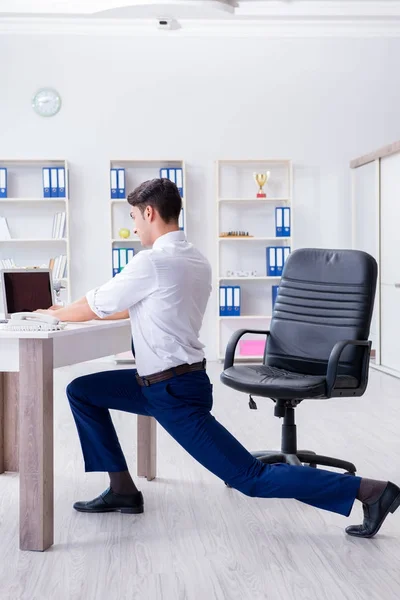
[220,248,377,475]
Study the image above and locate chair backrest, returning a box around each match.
[266,248,377,379]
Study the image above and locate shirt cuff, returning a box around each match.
[86,288,108,319]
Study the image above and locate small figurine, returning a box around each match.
[220,231,253,238]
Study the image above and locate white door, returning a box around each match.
[353,161,379,353]
[380,153,400,372]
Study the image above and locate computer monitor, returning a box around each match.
[0,269,55,318]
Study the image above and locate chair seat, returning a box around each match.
[220,364,359,400]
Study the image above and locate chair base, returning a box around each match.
[251,450,356,474]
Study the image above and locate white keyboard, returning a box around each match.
[0,322,65,332]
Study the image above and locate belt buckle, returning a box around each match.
[137,373,151,387]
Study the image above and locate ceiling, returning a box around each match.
[1,1,400,21]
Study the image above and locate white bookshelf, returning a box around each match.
[0,159,71,305]
[109,159,186,363]
[216,159,293,362]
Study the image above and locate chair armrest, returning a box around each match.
[326,339,371,397]
[224,329,270,370]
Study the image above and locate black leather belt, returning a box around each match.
[136,359,206,387]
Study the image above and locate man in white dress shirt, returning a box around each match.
[39,178,399,538]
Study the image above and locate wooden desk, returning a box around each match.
[0,320,157,551]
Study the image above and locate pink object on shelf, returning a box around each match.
[239,339,266,356]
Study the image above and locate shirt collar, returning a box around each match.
[153,230,186,249]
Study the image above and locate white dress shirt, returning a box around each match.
[86,231,212,376]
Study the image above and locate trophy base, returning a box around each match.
[257,193,267,198]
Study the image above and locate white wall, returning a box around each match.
[1,32,400,358]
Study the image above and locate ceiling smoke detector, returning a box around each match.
[157,18,180,30]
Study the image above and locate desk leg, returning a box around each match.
[0,372,20,473]
[137,415,157,481]
[19,339,54,552]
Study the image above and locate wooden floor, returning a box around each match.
[1,361,400,600]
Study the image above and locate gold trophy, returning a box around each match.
[253,171,270,198]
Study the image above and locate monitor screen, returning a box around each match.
[3,271,53,315]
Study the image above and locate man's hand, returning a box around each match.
[35,309,58,317]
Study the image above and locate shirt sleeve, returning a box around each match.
[86,251,157,318]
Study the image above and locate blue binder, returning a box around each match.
[266,246,277,276]
[57,167,66,198]
[283,207,291,236]
[0,168,6,198]
[219,286,226,316]
[283,246,291,269]
[233,286,241,316]
[127,248,135,262]
[176,168,183,197]
[117,169,125,199]
[160,168,168,179]
[275,207,284,237]
[50,168,58,197]
[42,168,50,198]
[276,247,284,276]
[112,248,119,277]
[226,286,234,316]
[272,285,279,310]
[110,169,118,199]
[168,168,176,185]
[119,248,128,271]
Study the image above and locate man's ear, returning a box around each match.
[146,205,156,221]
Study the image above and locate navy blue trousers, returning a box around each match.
[66,369,361,517]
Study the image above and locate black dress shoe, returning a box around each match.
[346,481,400,538]
[73,487,144,514]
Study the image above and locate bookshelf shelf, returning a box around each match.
[218,355,265,362]
[219,197,290,203]
[0,238,67,243]
[219,276,281,281]
[219,315,272,320]
[218,236,291,242]
[0,198,67,203]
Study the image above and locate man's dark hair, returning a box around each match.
[127,178,182,223]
